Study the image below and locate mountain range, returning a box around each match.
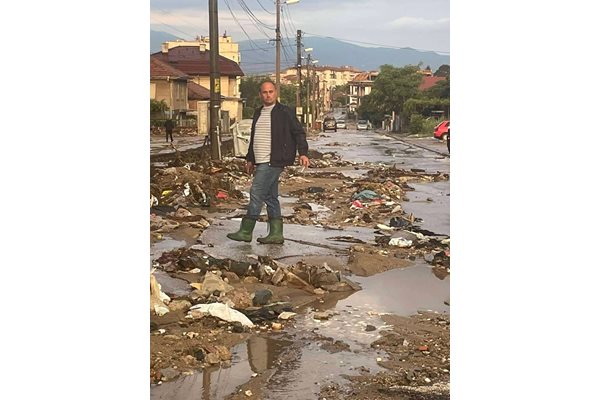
[150,30,449,75]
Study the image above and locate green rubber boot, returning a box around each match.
[226,217,256,242]
[257,218,284,244]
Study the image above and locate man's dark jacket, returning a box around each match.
[246,102,308,167]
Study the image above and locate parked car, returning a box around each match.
[336,119,347,129]
[356,120,369,130]
[434,120,450,141]
[323,116,337,132]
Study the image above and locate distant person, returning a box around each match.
[447,128,450,154]
[227,80,309,244]
[164,118,175,143]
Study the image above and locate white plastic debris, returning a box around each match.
[278,311,297,320]
[183,182,191,196]
[150,272,170,316]
[376,224,394,231]
[388,237,413,247]
[189,303,254,327]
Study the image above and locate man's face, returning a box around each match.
[259,83,277,106]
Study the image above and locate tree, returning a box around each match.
[423,77,450,99]
[356,94,385,125]
[368,64,422,115]
[331,84,349,107]
[240,76,265,118]
[150,99,168,115]
[434,64,450,78]
[240,76,299,119]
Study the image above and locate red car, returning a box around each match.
[434,120,450,140]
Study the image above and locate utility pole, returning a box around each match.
[295,29,302,119]
[312,69,317,129]
[275,0,281,97]
[208,0,221,160]
[305,52,311,132]
[275,0,299,98]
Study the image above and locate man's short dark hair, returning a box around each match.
[260,80,276,90]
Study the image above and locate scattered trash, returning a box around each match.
[314,311,334,320]
[175,207,192,218]
[278,311,297,320]
[389,216,410,228]
[353,190,380,201]
[192,272,234,298]
[377,223,394,231]
[252,289,273,306]
[271,322,283,330]
[150,272,170,316]
[216,190,229,200]
[388,237,413,247]
[351,200,364,209]
[188,303,254,327]
[307,186,325,193]
[326,235,366,244]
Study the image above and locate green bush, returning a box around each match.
[409,114,425,134]
[409,114,442,136]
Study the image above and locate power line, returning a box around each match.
[256,0,275,15]
[153,9,208,36]
[237,0,275,31]
[223,0,264,50]
[150,15,196,40]
[281,6,296,50]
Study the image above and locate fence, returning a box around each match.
[150,118,197,128]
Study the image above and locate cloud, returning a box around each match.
[389,16,450,29]
[149,0,450,52]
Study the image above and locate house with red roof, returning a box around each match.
[348,71,379,112]
[150,58,190,118]
[151,44,245,123]
[419,76,446,91]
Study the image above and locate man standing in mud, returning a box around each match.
[227,80,309,244]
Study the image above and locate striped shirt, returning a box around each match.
[253,104,274,163]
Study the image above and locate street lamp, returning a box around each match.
[276,0,300,97]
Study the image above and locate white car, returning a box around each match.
[336,119,347,129]
[356,120,369,130]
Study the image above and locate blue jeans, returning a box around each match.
[246,163,284,220]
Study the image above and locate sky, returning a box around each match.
[150,0,450,54]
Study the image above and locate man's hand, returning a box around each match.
[298,155,309,168]
[245,161,255,175]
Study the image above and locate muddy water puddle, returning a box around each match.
[403,181,450,236]
[151,262,448,399]
[151,337,289,400]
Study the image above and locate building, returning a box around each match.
[150,58,189,118]
[348,71,379,112]
[151,44,245,123]
[281,65,362,114]
[161,34,241,63]
[418,76,446,91]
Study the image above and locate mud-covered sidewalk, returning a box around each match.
[149,130,450,399]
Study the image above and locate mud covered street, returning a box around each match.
[149,129,450,399]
